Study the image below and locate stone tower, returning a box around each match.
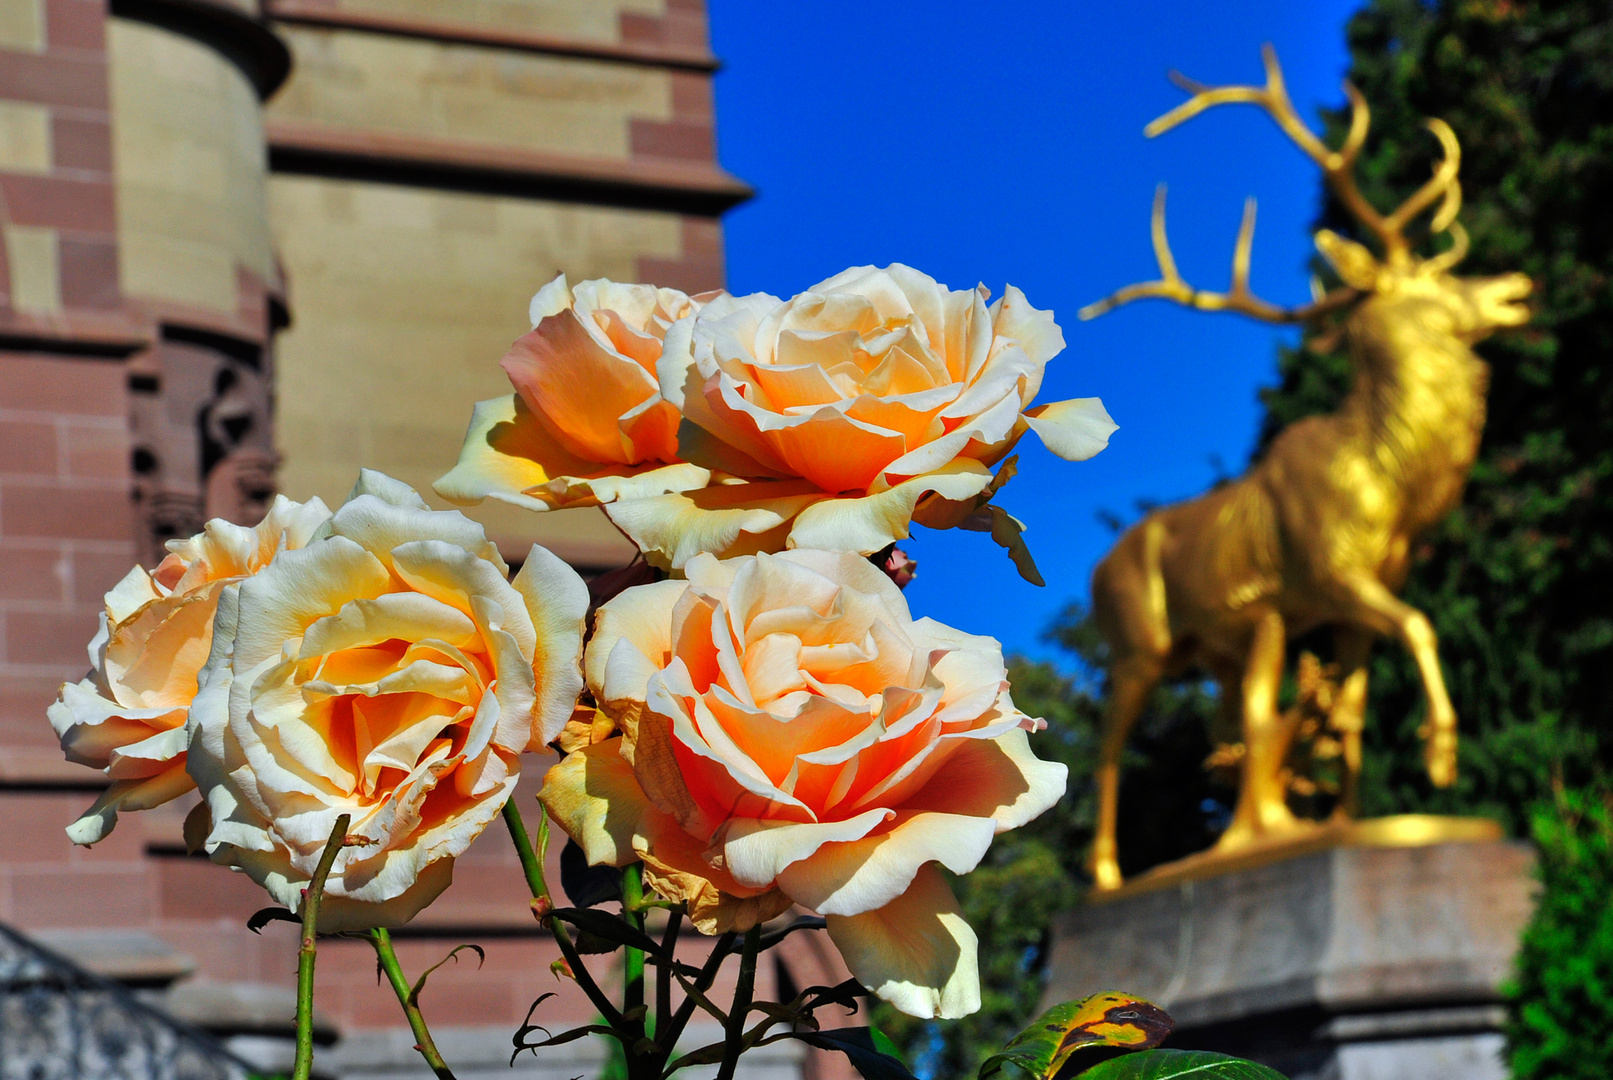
[0,4,846,1077]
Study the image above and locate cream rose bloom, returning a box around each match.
[48,496,333,845]
[602,264,1116,578]
[435,274,713,513]
[540,549,1066,1019]
[187,472,588,930]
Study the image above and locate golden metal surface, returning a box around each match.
[1088,815,1505,904]
[1082,45,1532,892]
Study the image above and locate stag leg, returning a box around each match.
[1330,625,1374,820]
[1090,654,1160,891]
[1219,609,1302,850]
[1337,577,1457,788]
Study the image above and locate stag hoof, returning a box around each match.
[1423,722,1459,788]
[1090,854,1123,892]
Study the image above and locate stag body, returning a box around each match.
[1084,47,1530,890]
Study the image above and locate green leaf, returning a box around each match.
[548,907,665,957]
[979,993,1174,1080]
[795,1027,919,1080]
[409,943,484,1005]
[245,907,298,934]
[1072,1049,1288,1079]
[868,1022,905,1062]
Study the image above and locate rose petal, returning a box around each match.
[776,811,996,916]
[511,544,590,748]
[65,763,194,846]
[824,863,980,1019]
[717,807,893,890]
[898,728,1067,832]
[785,464,995,554]
[538,738,655,868]
[602,480,826,570]
[1022,397,1118,462]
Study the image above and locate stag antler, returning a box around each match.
[1078,185,1355,323]
[1083,44,1467,323]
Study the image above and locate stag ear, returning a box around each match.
[1314,230,1379,290]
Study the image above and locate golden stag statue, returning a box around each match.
[1082,46,1532,891]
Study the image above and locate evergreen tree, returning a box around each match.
[1506,788,1613,1080]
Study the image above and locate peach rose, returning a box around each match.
[540,549,1066,1019]
[435,274,714,513]
[604,264,1116,578]
[187,472,588,930]
[48,495,333,845]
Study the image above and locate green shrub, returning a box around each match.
[1506,788,1613,1080]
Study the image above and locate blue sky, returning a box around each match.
[707,0,1364,659]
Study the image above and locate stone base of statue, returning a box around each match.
[1042,818,1536,1080]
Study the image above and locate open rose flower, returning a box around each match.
[540,549,1066,1018]
[187,472,588,930]
[602,264,1116,578]
[435,274,714,513]
[47,495,333,845]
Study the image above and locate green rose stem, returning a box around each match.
[293,812,349,1080]
[655,906,683,1045]
[622,864,647,1028]
[368,927,457,1080]
[501,795,624,1029]
[501,796,550,907]
[657,929,735,1073]
[714,926,762,1080]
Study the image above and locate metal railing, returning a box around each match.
[0,921,253,1080]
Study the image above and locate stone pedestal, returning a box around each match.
[1042,838,1536,1080]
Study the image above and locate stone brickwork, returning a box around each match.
[0,5,858,1079]
[0,352,134,783]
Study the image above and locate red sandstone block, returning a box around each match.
[0,791,84,863]
[680,217,723,256]
[3,606,101,666]
[638,253,724,296]
[0,354,124,415]
[0,419,57,476]
[0,724,66,761]
[0,789,145,864]
[49,115,112,174]
[152,922,288,986]
[630,119,715,163]
[71,546,132,603]
[618,13,660,44]
[58,236,119,309]
[670,71,714,121]
[45,0,105,51]
[1,480,132,541]
[620,10,708,49]
[157,856,275,921]
[0,542,65,602]
[0,51,107,110]
[0,671,65,724]
[8,865,153,927]
[61,419,126,479]
[0,173,115,232]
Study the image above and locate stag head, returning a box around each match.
[1081,44,1533,340]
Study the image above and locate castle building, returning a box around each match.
[0,3,846,1075]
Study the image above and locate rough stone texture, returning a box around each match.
[0,1,793,1076]
[265,172,668,567]
[269,25,677,160]
[296,0,672,44]
[106,17,276,319]
[1043,841,1537,1080]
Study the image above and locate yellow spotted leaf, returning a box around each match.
[978,992,1174,1080]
